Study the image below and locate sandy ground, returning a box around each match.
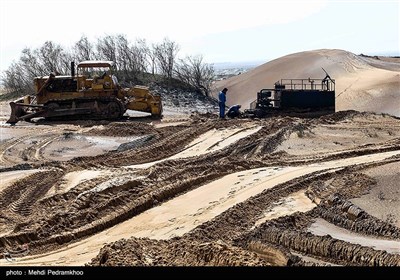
[352,161,400,228]
[0,50,399,267]
[5,150,399,266]
[0,109,399,266]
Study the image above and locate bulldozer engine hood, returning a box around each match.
[34,75,71,80]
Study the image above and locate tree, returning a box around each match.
[175,55,215,96]
[95,35,117,64]
[153,38,179,91]
[146,43,157,76]
[115,35,148,83]
[115,34,131,81]
[1,41,72,96]
[130,39,149,76]
[74,35,95,62]
[20,47,43,78]
[59,50,75,76]
[37,41,69,74]
[1,62,30,94]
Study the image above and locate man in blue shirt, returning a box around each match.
[218,88,228,118]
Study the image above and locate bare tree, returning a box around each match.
[1,62,30,94]
[1,41,72,95]
[95,35,117,64]
[74,35,95,62]
[147,43,158,76]
[131,38,149,74]
[20,42,71,76]
[153,38,179,78]
[153,38,180,93]
[14,47,46,94]
[126,39,150,83]
[134,38,155,74]
[115,34,131,80]
[115,35,148,83]
[59,49,75,75]
[175,55,215,96]
[37,41,67,74]
[20,48,44,77]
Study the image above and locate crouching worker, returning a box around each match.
[227,104,242,118]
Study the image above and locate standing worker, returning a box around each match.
[218,88,228,118]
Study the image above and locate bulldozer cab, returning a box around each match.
[77,61,117,91]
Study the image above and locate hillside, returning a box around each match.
[214,49,400,117]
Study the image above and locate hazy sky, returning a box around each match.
[0,0,398,72]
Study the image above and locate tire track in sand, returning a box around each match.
[3,149,399,266]
[124,125,262,169]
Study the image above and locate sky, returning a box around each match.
[0,0,399,72]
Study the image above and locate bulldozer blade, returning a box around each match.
[6,102,25,125]
[6,102,47,124]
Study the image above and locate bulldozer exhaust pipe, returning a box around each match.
[71,61,75,77]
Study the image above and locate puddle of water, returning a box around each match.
[44,135,142,161]
[76,135,141,150]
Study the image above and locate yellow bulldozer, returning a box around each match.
[7,60,163,124]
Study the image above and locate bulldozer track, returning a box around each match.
[44,97,126,121]
[0,170,63,215]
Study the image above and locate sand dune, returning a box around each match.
[214,49,400,116]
